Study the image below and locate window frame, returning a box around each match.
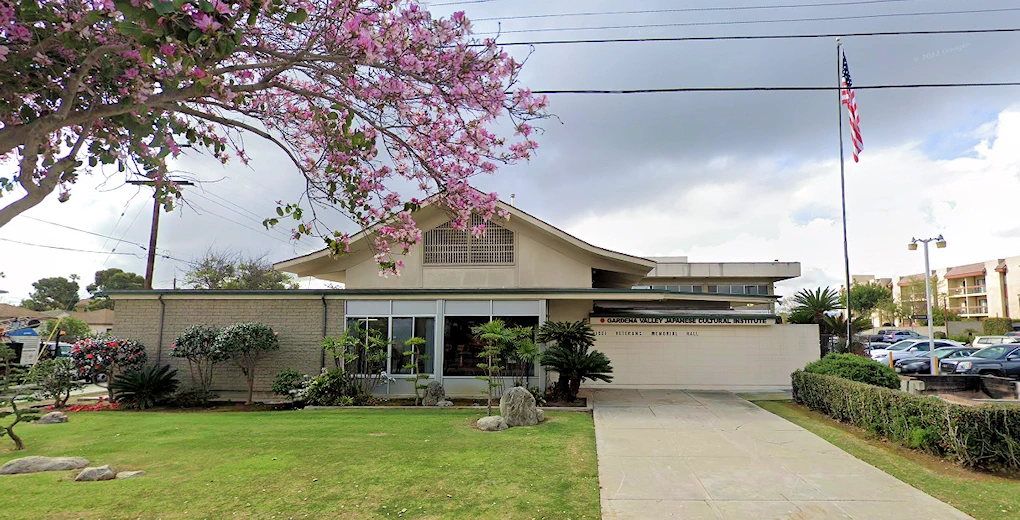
[345,314,439,376]
[422,216,515,266]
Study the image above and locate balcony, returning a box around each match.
[955,305,989,315]
[948,285,987,297]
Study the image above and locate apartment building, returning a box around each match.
[860,255,1020,323]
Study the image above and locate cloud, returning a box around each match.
[559,105,1020,296]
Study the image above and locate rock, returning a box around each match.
[37,411,68,424]
[536,408,545,423]
[115,470,146,479]
[477,415,508,431]
[422,381,446,406]
[74,465,115,482]
[435,400,453,407]
[499,386,539,427]
[0,456,89,475]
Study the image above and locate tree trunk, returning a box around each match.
[6,427,24,450]
[568,377,581,403]
[246,371,255,405]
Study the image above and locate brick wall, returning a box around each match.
[113,297,344,398]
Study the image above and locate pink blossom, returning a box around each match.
[193,12,221,32]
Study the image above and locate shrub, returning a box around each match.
[322,323,389,397]
[69,336,147,401]
[792,371,1020,471]
[983,318,1013,336]
[215,322,280,404]
[110,365,180,410]
[28,358,84,408]
[303,369,364,406]
[948,334,972,344]
[538,320,613,402]
[803,353,899,389]
[168,384,217,408]
[933,331,947,339]
[170,325,227,397]
[272,369,309,398]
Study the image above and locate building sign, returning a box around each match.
[591,315,778,326]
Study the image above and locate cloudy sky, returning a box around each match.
[3,0,1020,302]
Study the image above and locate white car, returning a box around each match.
[970,336,1020,348]
[870,339,963,366]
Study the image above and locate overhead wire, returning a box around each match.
[472,0,931,22]
[22,216,149,251]
[187,191,293,240]
[185,200,293,245]
[0,237,144,257]
[476,7,1020,35]
[532,81,1020,95]
[491,27,1020,46]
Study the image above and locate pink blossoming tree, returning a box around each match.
[0,0,547,273]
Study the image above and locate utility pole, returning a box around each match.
[127,179,194,289]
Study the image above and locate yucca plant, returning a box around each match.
[537,320,613,402]
[111,365,179,410]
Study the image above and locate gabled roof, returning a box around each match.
[274,189,655,278]
[945,262,986,280]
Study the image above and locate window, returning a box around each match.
[422,215,514,265]
[345,317,389,374]
[442,315,539,377]
[390,317,436,374]
[495,316,539,379]
[706,284,770,295]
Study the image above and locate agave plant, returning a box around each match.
[110,365,179,410]
[537,321,613,402]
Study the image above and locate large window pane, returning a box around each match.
[345,317,388,374]
[496,316,539,379]
[443,316,489,376]
[392,317,435,374]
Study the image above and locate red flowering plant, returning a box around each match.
[69,337,147,401]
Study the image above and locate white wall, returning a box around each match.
[582,324,819,391]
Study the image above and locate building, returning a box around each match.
[111,193,818,399]
[858,254,1020,326]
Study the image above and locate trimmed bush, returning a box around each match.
[948,334,972,344]
[983,318,1014,336]
[803,353,899,389]
[792,371,1020,471]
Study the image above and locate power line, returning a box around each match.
[478,7,1020,35]
[493,27,1020,46]
[187,191,292,240]
[473,0,926,22]
[102,196,148,267]
[532,81,1020,95]
[22,216,149,251]
[0,237,143,256]
[187,201,293,245]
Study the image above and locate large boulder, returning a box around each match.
[37,411,68,424]
[422,381,446,406]
[499,386,539,427]
[0,456,89,475]
[75,465,116,482]
[477,415,508,432]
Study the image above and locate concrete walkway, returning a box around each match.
[592,389,970,519]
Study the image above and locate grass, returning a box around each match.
[755,400,1020,520]
[0,409,599,520]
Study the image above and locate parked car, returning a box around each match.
[861,329,892,343]
[871,339,963,366]
[883,330,924,343]
[941,344,1020,376]
[1006,331,1020,337]
[894,346,979,374]
[971,336,1020,348]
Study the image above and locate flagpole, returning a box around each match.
[836,38,853,349]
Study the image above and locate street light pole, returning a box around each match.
[909,235,946,375]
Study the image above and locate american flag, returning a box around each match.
[840,52,863,162]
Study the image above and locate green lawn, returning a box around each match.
[0,409,599,520]
[756,400,1020,520]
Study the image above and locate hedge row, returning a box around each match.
[792,370,1020,472]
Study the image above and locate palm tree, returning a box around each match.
[537,320,613,402]
[788,287,843,331]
